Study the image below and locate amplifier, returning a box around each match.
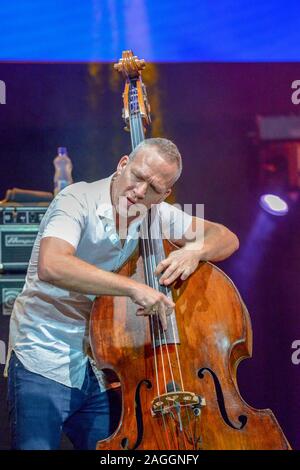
[0,205,48,225]
[0,273,26,451]
[0,273,26,364]
[0,205,48,273]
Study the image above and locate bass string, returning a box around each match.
[131,109,173,446]
[143,129,197,450]
[140,195,192,449]
[131,95,189,448]
[155,204,196,443]
[130,110,162,397]
[133,107,186,393]
[140,220,173,450]
[150,207,186,392]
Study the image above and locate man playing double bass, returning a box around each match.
[6,137,239,449]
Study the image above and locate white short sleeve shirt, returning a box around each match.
[6,173,192,389]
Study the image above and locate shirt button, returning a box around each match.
[109,233,119,244]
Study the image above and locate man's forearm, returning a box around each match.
[38,253,137,298]
[186,222,239,262]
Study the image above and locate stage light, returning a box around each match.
[256,115,300,217]
[259,194,289,216]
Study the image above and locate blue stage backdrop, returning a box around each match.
[0,0,300,61]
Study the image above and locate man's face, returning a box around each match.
[111,149,178,219]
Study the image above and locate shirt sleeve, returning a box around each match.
[158,201,193,240]
[41,183,88,249]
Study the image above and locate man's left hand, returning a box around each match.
[155,248,200,286]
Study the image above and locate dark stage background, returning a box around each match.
[0,62,299,449]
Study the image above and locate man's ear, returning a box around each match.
[161,188,172,202]
[117,155,129,173]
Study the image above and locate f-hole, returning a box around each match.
[198,367,247,430]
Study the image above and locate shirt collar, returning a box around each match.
[96,173,115,220]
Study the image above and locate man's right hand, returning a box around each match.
[129,283,175,331]
[38,237,174,331]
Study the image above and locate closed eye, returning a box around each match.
[133,171,162,194]
[150,184,161,194]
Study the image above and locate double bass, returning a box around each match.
[90,51,290,450]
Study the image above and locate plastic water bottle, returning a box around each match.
[53,147,73,196]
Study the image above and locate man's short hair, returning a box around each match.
[129,138,182,182]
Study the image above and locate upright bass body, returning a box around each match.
[90,241,290,450]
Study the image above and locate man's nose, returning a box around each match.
[135,181,148,198]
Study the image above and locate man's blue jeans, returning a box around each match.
[7,351,121,450]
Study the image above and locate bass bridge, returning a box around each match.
[151,391,206,418]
